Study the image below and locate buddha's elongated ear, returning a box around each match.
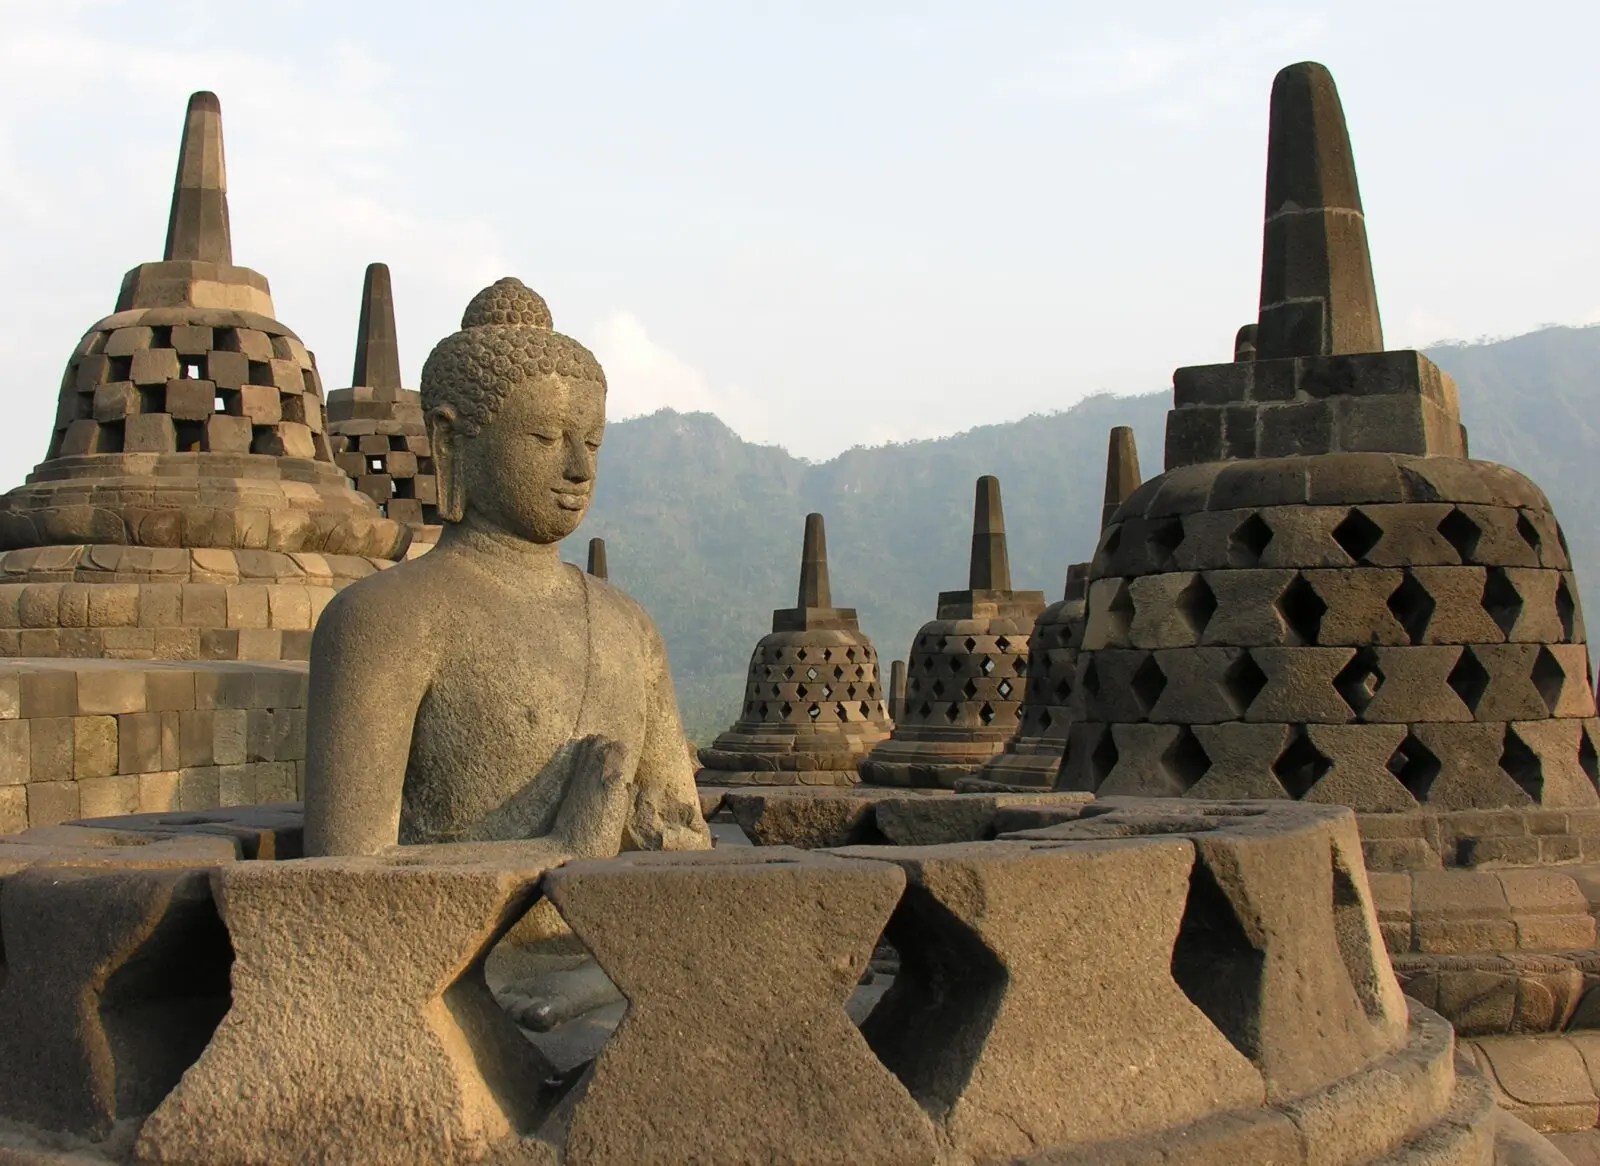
[427,405,467,524]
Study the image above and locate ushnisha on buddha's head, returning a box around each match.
[420,277,605,544]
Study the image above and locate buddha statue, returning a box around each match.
[303,278,710,862]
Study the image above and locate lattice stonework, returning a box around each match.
[327,387,438,528]
[1061,454,1600,810]
[900,624,1031,734]
[740,638,885,727]
[52,313,331,463]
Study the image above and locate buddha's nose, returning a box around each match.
[564,435,594,482]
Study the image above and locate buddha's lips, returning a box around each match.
[553,490,590,510]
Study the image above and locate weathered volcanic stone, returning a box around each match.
[861,477,1046,788]
[135,850,559,1165]
[542,847,940,1165]
[698,513,890,787]
[1061,63,1600,813]
[0,93,407,661]
[833,836,1264,1159]
[0,864,232,1138]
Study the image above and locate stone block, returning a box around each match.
[1303,723,1416,811]
[255,421,316,458]
[1360,646,1473,722]
[129,348,181,386]
[26,780,79,826]
[0,866,232,1137]
[1246,647,1356,723]
[202,413,253,453]
[74,715,118,779]
[118,711,163,774]
[237,384,282,424]
[0,787,24,833]
[76,669,148,715]
[92,380,139,422]
[137,852,561,1164]
[207,350,248,390]
[1257,399,1335,458]
[164,377,216,420]
[21,668,77,717]
[30,716,74,782]
[725,788,888,847]
[1200,570,1296,646]
[87,584,140,628]
[78,774,139,819]
[0,718,28,784]
[1302,568,1408,645]
[544,848,940,1164]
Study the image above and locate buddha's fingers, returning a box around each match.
[549,734,633,858]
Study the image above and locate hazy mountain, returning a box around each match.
[562,325,1600,744]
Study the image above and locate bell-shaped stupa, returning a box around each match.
[0,93,407,660]
[698,513,890,786]
[327,263,439,556]
[1058,62,1598,810]
[859,476,1046,787]
[978,427,1143,787]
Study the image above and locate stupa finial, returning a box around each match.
[969,475,1011,591]
[1256,62,1382,360]
[1102,427,1142,530]
[352,263,403,391]
[586,537,608,580]
[797,513,831,609]
[163,91,231,265]
[1234,323,1258,362]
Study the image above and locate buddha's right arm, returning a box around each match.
[302,590,429,856]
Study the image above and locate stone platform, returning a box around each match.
[0,795,1558,1163]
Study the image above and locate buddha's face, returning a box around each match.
[454,373,605,544]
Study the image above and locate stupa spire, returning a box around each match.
[797,513,831,609]
[1256,62,1382,360]
[163,91,232,265]
[969,475,1011,591]
[352,263,403,391]
[586,537,608,580]
[1102,427,1142,530]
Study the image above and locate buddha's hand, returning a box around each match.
[547,734,633,859]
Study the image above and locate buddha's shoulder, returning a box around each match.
[584,576,668,654]
[314,554,466,638]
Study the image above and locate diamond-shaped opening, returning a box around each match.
[1532,646,1566,715]
[1038,709,1054,732]
[1221,651,1268,715]
[1387,733,1442,800]
[962,679,979,700]
[1482,567,1524,638]
[1273,728,1332,798]
[1499,726,1543,800]
[1170,858,1265,1062]
[1437,508,1483,563]
[963,637,977,653]
[1517,511,1543,555]
[758,702,769,717]
[796,648,808,662]
[1580,726,1599,790]
[95,880,235,1119]
[822,684,834,699]
[1176,575,1218,637]
[1277,574,1328,645]
[1228,513,1274,568]
[807,703,821,720]
[796,684,809,699]
[917,702,933,719]
[1014,657,1028,676]
[780,702,794,718]
[806,667,818,681]
[997,679,1013,699]
[846,647,858,661]
[1090,727,1119,781]
[833,665,846,680]
[980,657,995,676]
[1445,647,1490,713]
[944,702,961,724]
[857,884,1005,1113]
[1334,648,1385,716]
[995,636,1011,653]
[1147,517,1185,568]
[834,702,848,721]
[1332,508,1383,564]
[948,655,963,674]
[1082,658,1102,699]
[849,684,861,699]
[1161,727,1211,790]
[978,702,996,726]
[1557,577,1578,641]
[1131,656,1168,714]
[783,666,795,680]
[931,680,946,698]
[1052,676,1072,702]
[1108,580,1135,635]
[1103,525,1124,558]
[859,701,871,718]
[822,648,834,662]
[1387,573,1436,645]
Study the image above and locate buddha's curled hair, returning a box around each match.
[420,277,606,437]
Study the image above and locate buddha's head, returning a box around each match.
[421,278,606,544]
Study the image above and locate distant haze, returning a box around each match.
[2,0,1598,477]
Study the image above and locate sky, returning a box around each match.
[2,0,1597,478]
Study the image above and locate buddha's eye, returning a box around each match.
[528,431,559,445]
[584,438,601,452]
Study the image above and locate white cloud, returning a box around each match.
[1010,10,1327,122]
[588,310,770,436]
